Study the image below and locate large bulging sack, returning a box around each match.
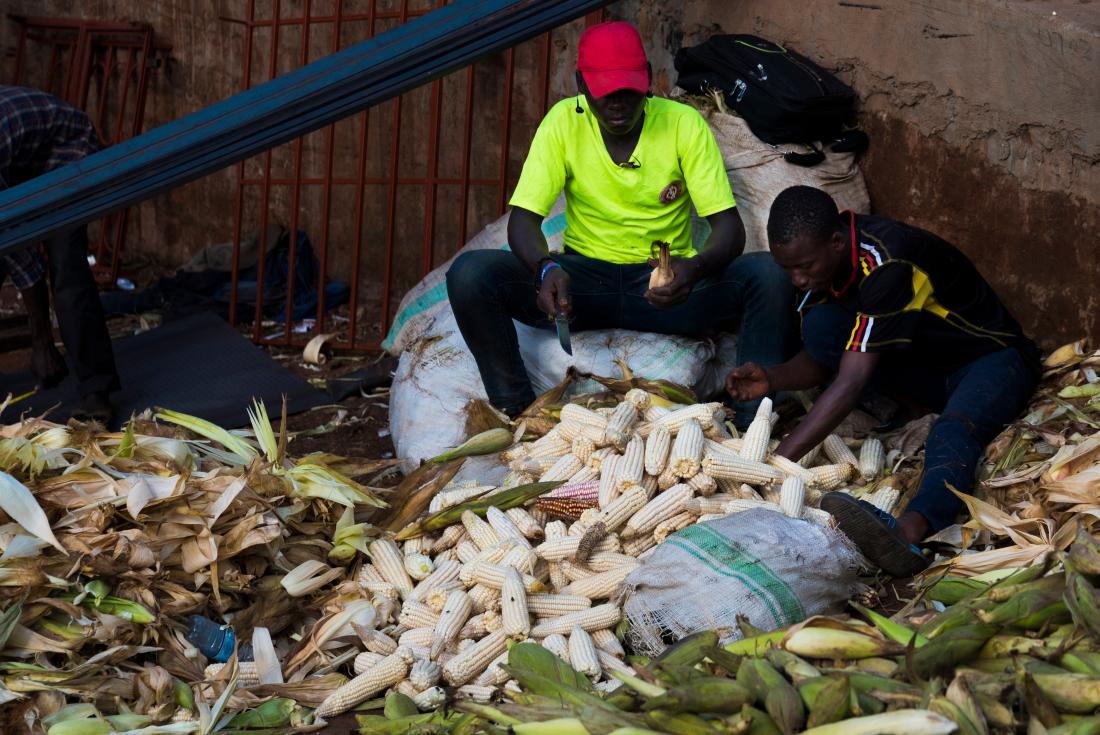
[621,509,863,657]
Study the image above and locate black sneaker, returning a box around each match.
[820,492,929,578]
[72,391,112,425]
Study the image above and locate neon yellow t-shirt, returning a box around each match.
[509,96,735,264]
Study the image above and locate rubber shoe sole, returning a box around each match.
[820,492,929,578]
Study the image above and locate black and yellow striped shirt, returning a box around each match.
[805,214,1035,372]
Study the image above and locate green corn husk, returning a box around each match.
[764,649,820,684]
[732,705,782,735]
[798,709,957,735]
[782,627,903,660]
[155,407,259,463]
[394,481,561,540]
[909,623,999,679]
[1065,572,1100,640]
[702,646,743,676]
[429,428,514,463]
[227,697,297,728]
[1060,651,1100,677]
[929,575,990,605]
[512,718,592,735]
[384,693,419,720]
[984,573,1064,603]
[805,676,850,729]
[919,600,995,639]
[1032,673,1100,714]
[644,711,722,735]
[737,659,805,735]
[653,631,720,671]
[850,601,929,648]
[928,697,983,735]
[641,677,753,715]
[1066,529,1100,577]
[724,630,786,657]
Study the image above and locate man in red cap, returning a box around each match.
[447,21,794,425]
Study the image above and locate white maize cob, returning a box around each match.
[409,659,442,691]
[412,686,447,711]
[458,613,489,640]
[570,435,595,464]
[684,496,734,515]
[642,474,658,497]
[403,536,430,555]
[486,506,531,549]
[358,562,384,585]
[428,484,493,513]
[455,540,482,565]
[859,437,886,481]
[461,510,501,550]
[544,520,568,539]
[588,447,616,471]
[703,416,733,440]
[669,419,705,478]
[403,553,434,581]
[474,650,512,687]
[567,466,599,485]
[526,593,592,616]
[686,471,717,496]
[316,649,411,718]
[540,453,585,483]
[362,581,400,603]
[503,470,536,488]
[719,437,744,453]
[809,462,854,490]
[409,559,463,602]
[363,629,399,655]
[399,627,435,649]
[657,466,679,490]
[802,506,835,527]
[624,483,693,538]
[616,435,645,491]
[768,453,816,483]
[500,567,531,637]
[779,476,806,518]
[594,680,624,694]
[823,434,860,469]
[603,401,639,450]
[584,551,641,572]
[560,560,595,582]
[204,662,260,686]
[591,628,625,658]
[597,454,623,508]
[430,525,467,554]
[798,443,823,468]
[535,533,620,562]
[738,398,773,464]
[505,508,544,540]
[442,631,509,686]
[568,626,602,678]
[425,582,462,612]
[431,590,473,658]
[592,486,647,532]
[499,545,537,575]
[561,564,637,600]
[558,405,609,443]
[465,561,545,593]
[724,499,781,514]
[642,403,721,435]
[622,533,657,556]
[868,486,901,515]
[529,603,622,637]
[624,388,651,410]
[541,633,571,663]
[399,600,441,629]
[701,455,783,484]
[644,404,670,422]
[353,651,385,675]
[454,685,497,702]
[369,538,415,599]
[597,648,636,678]
[654,511,697,542]
[644,425,672,476]
[527,430,569,458]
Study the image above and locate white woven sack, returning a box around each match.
[698,108,870,254]
[620,508,863,657]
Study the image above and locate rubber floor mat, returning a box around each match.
[0,311,328,429]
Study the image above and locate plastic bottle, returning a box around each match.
[186,615,254,662]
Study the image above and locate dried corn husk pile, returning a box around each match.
[0,401,395,732]
[925,340,1100,578]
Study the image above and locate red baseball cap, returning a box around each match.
[577,21,649,98]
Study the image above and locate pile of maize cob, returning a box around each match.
[356,528,1100,735]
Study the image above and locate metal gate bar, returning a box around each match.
[226,0,603,350]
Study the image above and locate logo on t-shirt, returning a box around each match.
[659,181,684,205]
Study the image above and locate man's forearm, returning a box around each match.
[765,351,830,393]
[507,208,552,272]
[775,379,862,461]
[693,208,744,278]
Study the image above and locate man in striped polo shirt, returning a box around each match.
[726,185,1040,577]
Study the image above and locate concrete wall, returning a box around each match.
[610,0,1100,348]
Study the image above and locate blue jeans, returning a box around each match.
[446,249,797,423]
[801,304,1040,533]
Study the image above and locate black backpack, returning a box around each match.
[675,35,857,147]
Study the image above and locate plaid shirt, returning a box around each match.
[0,86,101,288]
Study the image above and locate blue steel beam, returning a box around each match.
[0,0,612,252]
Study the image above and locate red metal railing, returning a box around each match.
[9,17,169,285]
[225,0,602,350]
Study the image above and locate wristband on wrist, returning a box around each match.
[538,259,560,285]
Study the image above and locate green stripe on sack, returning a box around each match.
[671,524,805,625]
[664,539,785,628]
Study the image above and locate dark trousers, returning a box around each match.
[446,249,797,425]
[801,304,1039,533]
[44,225,119,397]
